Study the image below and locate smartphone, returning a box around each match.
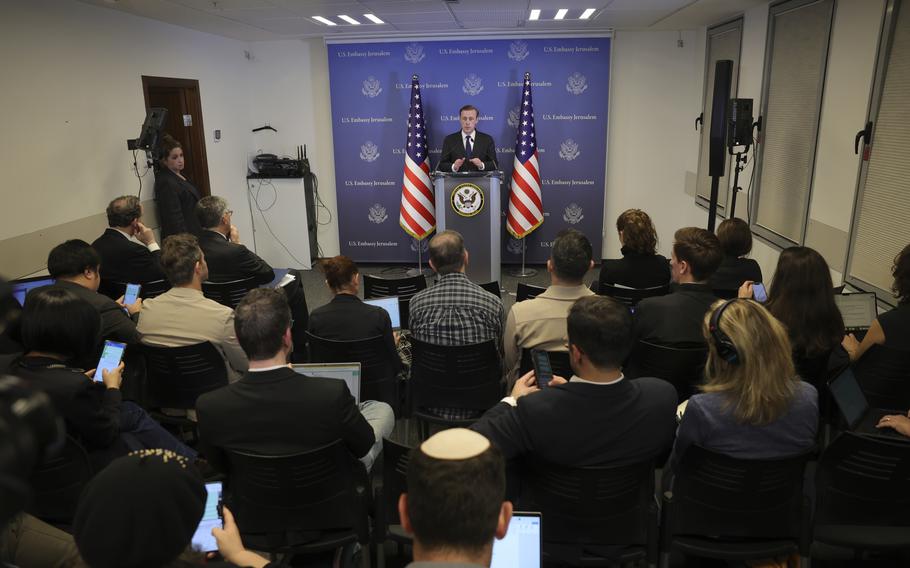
[123,283,141,306]
[92,340,126,382]
[191,481,224,553]
[531,349,553,389]
[752,282,768,303]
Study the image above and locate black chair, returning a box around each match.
[523,458,658,566]
[518,349,573,379]
[373,438,413,553]
[813,432,910,555]
[99,278,171,301]
[660,446,812,568]
[479,280,502,298]
[599,283,670,306]
[624,340,708,402]
[409,339,502,434]
[306,332,400,414]
[202,276,258,309]
[853,344,910,409]
[27,435,93,525]
[516,282,547,302]
[225,440,371,567]
[363,274,427,330]
[712,288,739,300]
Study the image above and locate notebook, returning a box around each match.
[363,296,401,331]
[292,363,362,404]
[491,512,542,568]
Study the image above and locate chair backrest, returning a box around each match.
[524,458,655,547]
[305,332,399,410]
[479,281,502,298]
[201,277,258,309]
[815,432,910,528]
[225,440,369,536]
[599,283,670,306]
[363,274,427,329]
[664,445,811,541]
[27,435,93,523]
[519,349,573,379]
[624,340,708,402]
[141,341,229,409]
[99,278,171,301]
[853,344,910,409]
[516,283,547,302]
[409,339,502,411]
[379,438,412,529]
[712,288,739,300]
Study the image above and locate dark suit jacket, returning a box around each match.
[154,168,202,240]
[471,377,678,467]
[196,367,375,474]
[710,256,763,291]
[633,283,718,345]
[438,131,498,172]
[92,228,165,284]
[308,294,400,373]
[198,230,275,286]
[44,280,140,346]
[598,247,671,290]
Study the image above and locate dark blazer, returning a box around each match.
[91,228,165,284]
[634,283,718,345]
[196,367,375,474]
[44,280,140,346]
[198,230,275,286]
[154,168,202,240]
[438,131,498,172]
[471,377,678,467]
[598,247,671,290]
[710,256,763,291]
[308,294,399,373]
[8,355,121,451]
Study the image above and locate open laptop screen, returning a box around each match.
[828,367,868,429]
[10,276,55,306]
[834,293,877,331]
[491,512,541,568]
[292,363,362,405]
[363,296,401,330]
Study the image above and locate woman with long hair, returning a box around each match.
[155,134,203,239]
[597,208,670,291]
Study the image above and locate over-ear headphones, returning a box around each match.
[708,299,741,365]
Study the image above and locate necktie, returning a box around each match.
[465,135,473,159]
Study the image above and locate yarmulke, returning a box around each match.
[419,428,491,460]
[73,449,205,568]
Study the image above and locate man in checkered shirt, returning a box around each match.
[409,230,505,419]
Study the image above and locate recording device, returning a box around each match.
[531,349,553,389]
[752,282,767,303]
[250,145,308,178]
[92,340,127,382]
[127,107,168,154]
[123,283,141,306]
[727,98,753,151]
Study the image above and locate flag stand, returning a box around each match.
[406,238,433,277]
[507,238,537,278]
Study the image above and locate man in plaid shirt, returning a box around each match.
[409,230,505,419]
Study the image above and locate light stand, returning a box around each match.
[507,238,537,278]
[728,149,747,219]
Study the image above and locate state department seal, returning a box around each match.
[451,183,485,217]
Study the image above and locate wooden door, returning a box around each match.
[142,76,211,197]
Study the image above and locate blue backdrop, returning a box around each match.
[327,37,611,264]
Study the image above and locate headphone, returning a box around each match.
[708,299,741,365]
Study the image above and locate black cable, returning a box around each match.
[248,178,308,267]
[133,150,143,199]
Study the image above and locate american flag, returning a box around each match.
[399,75,435,240]
[507,73,543,239]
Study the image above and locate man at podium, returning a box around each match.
[438,105,498,173]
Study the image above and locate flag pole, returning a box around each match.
[508,238,537,278]
[506,70,540,278]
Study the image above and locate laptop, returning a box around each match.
[491,512,542,568]
[834,293,877,337]
[363,296,401,331]
[828,367,904,439]
[292,362,362,404]
[10,276,55,306]
[191,481,222,553]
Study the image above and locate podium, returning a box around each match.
[433,171,501,284]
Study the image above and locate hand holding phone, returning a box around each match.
[123,283,141,306]
[530,349,554,389]
[752,282,768,303]
[93,340,127,384]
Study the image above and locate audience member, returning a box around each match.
[503,229,594,382]
[473,295,677,466]
[155,134,203,240]
[666,299,818,479]
[44,239,140,348]
[72,449,270,568]
[308,255,400,374]
[634,227,722,345]
[710,217,762,292]
[597,209,670,291]
[843,243,910,361]
[91,195,166,285]
[399,429,512,568]
[7,288,195,462]
[0,278,23,355]
[137,234,248,381]
[196,289,394,473]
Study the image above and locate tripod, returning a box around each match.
[728,150,747,219]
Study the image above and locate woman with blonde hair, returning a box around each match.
[597,208,671,291]
[666,299,818,475]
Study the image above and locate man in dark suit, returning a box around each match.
[194,196,274,285]
[91,195,165,285]
[196,288,394,474]
[438,105,498,173]
[472,296,677,467]
[633,227,723,345]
